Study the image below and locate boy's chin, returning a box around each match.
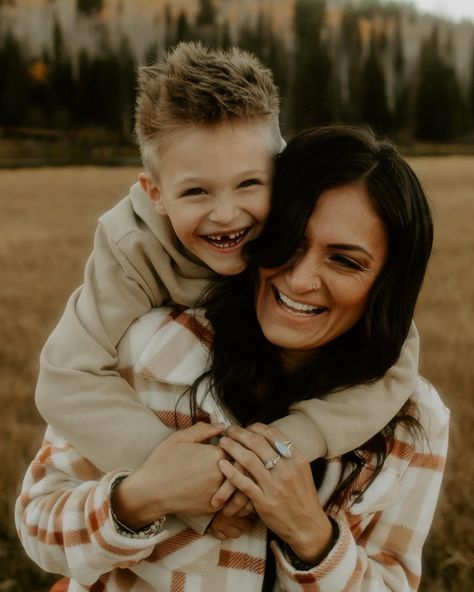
[203,253,247,276]
[209,260,247,276]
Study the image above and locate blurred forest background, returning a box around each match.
[1,1,473,591]
[1,0,474,163]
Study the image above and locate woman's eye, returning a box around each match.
[331,254,364,270]
[239,178,262,189]
[181,187,206,197]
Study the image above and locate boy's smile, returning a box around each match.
[140,120,276,275]
[202,227,251,250]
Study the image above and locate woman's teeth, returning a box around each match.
[276,289,326,315]
[205,228,248,248]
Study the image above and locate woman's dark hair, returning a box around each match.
[248,125,433,373]
[189,125,432,508]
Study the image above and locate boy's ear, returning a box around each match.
[138,172,167,215]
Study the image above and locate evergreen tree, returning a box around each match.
[0,31,30,125]
[291,0,335,131]
[196,0,215,27]
[74,29,130,134]
[195,0,217,45]
[163,4,175,50]
[27,52,53,127]
[75,49,97,124]
[144,41,158,66]
[338,5,363,122]
[50,17,76,128]
[415,27,462,141]
[361,32,391,132]
[237,11,268,61]
[77,0,103,16]
[392,14,410,131]
[219,21,232,48]
[176,11,193,43]
[115,36,137,140]
[470,41,474,129]
[267,27,290,100]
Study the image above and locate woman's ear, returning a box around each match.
[138,172,167,215]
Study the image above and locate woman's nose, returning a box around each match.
[286,255,322,294]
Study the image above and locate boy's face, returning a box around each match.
[140,121,275,275]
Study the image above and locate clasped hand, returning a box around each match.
[113,420,332,561]
[215,423,334,563]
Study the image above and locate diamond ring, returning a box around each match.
[264,455,280,470]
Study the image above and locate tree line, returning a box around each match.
[1,0,473,143]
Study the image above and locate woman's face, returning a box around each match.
[255,183,388,371]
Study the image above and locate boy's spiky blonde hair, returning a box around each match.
[135,42,282,177]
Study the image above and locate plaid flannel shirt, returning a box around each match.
[16,307,449,591]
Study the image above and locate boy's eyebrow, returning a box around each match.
[174,169,269,186]
[327,243,374,260]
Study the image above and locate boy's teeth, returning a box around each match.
[277,290,323,313]
[205,228,248,247]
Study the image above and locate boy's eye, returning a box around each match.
[181,187,207,197]
[238,178,262,189]
[331,254,364,270]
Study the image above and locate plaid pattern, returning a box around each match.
[16,308,449,591]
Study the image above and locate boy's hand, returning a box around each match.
[211,476,237,509]
[207,509,255,540]
[212,461,255,517]
[221,489,255,517]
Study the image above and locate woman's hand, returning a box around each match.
[218,423,334,564]
[112,422,226,530]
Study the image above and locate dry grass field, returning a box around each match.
[0,159,473,590]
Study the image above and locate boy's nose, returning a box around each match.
[208,196,239,225]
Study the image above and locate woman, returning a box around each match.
[16,126,449,591]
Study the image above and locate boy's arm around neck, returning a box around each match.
[35,220,174,470]
[271,323,419,460]
[35,189,210,471]
[35,192,215,535]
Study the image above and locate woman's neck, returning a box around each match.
[279,348,319,375]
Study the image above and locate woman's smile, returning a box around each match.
[272,285,328,317]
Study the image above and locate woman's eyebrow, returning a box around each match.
[327,243,374,260]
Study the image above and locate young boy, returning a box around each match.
[35,42,418,537]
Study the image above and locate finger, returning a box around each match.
[173,421,225,444]
[218,460,263,503]
[219,437,271,486]
[211,478,237,508]
[217,515,253,539]
[224,425,279,466]
[236,501,255,517]
[225,525,243,539]
[222,490,250,517]
[211,530,228,541]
